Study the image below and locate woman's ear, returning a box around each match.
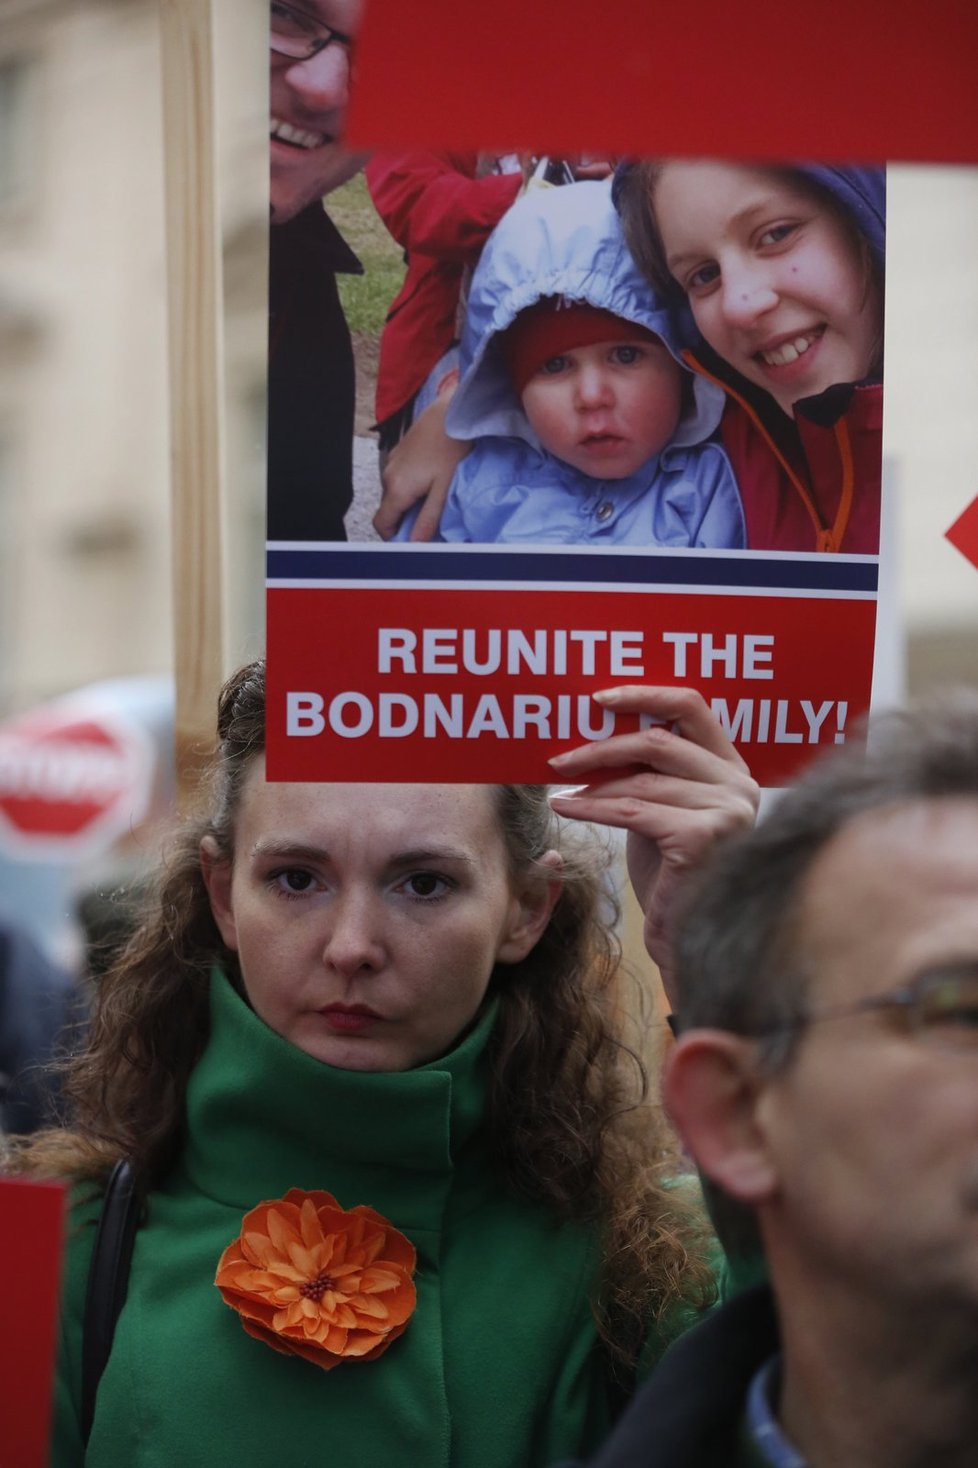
[199,836,239,952]
[496,849,564,965]
[663,1030,779,1206]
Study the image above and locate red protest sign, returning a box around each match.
[0,1178,66,1468]
[267,549,877,788]
[0,705,153,860]
[350,0,978,164]
[268,10,891,789]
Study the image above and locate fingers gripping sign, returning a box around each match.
[548,686,759,1006]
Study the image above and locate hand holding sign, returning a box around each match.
[548,685,759,1006]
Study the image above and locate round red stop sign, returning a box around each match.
[0,706,153,859]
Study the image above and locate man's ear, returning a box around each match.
[199,836,239,952]
[663,1030,779,1206]
[496,849,564,965]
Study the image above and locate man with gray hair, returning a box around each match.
[576,692,978,1468]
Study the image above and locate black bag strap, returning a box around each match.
[81,1159,140,1445]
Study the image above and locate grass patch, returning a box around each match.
[330,173,406,336]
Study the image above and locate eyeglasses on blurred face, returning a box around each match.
[270,1,355,63]
[753,963,978,1055]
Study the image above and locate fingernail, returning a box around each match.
[592,688,617,704]
[548,785,587,800]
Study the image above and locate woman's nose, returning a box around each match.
[283,42,352,114]
[321,892,384,977]
[720,262,779,329]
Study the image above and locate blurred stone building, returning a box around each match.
[0,0,268,714]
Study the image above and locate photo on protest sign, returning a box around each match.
[266,121,885,784]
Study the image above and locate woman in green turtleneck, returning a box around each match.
[14,660,757,1467]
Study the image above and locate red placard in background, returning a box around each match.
[349,0,978,164]
[0,704,154,862]
[0,1178,66,1468]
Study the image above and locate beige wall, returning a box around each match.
[885,165,978,694]
[1,0,171,705]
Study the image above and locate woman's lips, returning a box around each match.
[754,325,825,370]
[318,1004,381,1033]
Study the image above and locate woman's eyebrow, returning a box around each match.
[666,197,793,271]
[729,197,801,235]
[248,840,477,868]
[250,839,331,863]
[665,246,700,273]
[389,847,477,869]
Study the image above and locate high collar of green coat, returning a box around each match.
[178,968,498,1231]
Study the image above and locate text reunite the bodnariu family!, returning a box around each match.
[281,625,850,748]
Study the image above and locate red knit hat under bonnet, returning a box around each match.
[501,298,657,396]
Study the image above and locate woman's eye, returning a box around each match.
[273,868,317,895]
[758,222,797,247]
[401,872,451,900]
[686,262,720,293]
[611,344,643,365]
[540,354,570,375]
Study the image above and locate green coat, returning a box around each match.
[52,972,703,1467]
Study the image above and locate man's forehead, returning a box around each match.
[796,797,978,999]
[813,797,978,873]
[294,0,362,33]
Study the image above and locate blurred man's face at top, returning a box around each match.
[270,0,365,223]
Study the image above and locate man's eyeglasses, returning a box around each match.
[270,2,355,63]
[752,965,978,1054]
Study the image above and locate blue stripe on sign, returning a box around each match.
[266,546,879,595]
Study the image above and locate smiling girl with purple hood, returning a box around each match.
[615,160,885,554]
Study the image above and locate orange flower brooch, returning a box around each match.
[215,1188,417,1370]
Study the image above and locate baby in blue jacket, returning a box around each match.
[395,179,745,547]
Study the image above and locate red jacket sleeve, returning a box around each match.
[365,151,522,263]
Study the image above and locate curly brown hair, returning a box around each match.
[11,660,715,1365]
